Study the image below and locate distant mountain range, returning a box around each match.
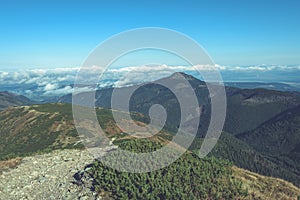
[225,81,300,92]
[0,91,34,110]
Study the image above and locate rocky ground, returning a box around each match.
[0,149,106,200]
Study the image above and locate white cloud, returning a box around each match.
[0,64,299,99]
[44,85,73,95]
[44,83,58,91]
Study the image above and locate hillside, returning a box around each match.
[0,104,80,160]
[0,103,152,160]
[237,105,300,155]
[1,103,300,199]
[236,105,300,185]
[1,103,294,184]
[232,166,300,199]
[88,137,300,199]
[0,91,33,111]
[188,131,300,187]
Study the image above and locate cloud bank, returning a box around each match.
[0,64,299,100]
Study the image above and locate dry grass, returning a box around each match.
[232,166,300,200]
[0,158,22,172]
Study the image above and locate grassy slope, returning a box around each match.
[0,103,151,160]
[0,104,81,160]
[233,166,300,199]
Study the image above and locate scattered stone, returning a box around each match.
[0,148,114,200]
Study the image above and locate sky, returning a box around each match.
[0,0,300,69]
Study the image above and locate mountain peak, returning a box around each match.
[167,72,206,85]
[168,72,201,81]
[169,71,190,78]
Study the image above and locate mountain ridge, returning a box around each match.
[0,91,34,110]
[59,72,300,135]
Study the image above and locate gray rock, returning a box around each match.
[0,148,114,200]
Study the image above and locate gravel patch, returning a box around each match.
[0,149,104,200]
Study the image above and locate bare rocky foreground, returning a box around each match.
[1,146,299,200]
[0,149,100,200]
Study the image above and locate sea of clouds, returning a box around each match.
[0,64,300,101]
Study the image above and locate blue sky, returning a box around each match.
[0,0,300,69]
